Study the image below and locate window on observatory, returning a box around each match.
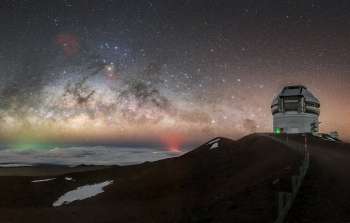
[305,106,320,115]
[305,102,320,108]
[284,102,299,111]
[283,96,300,111]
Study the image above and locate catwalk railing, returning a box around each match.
[272,135,310,223]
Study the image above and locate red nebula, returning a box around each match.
[161,133,184,153]
[55,33,80,57]
[106,72,119,81]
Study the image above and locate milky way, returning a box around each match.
[1,0,350,146]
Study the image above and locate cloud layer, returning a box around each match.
[0,146,183,167]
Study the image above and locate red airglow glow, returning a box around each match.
[161,133,184,153]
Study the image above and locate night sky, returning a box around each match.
[1,0,350,148]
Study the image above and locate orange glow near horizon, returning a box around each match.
[160,133,184,153]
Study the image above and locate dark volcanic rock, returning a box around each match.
[284,135,350,223]
[0,134,304,223]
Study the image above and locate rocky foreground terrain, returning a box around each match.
[0,134,347,223]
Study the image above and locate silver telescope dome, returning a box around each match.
[271,85,320,134]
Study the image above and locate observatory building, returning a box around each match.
[271,85,320,134]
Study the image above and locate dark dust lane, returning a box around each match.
[278,135,350,223]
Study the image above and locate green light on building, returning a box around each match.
[274,128,282,134]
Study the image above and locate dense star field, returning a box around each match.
[1,0,350,147]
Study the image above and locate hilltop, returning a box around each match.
[0,134,347,223]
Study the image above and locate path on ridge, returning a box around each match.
[266,134,350,223]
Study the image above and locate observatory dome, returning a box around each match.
[271,85,320,134]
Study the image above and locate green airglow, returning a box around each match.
[11,142,56,151]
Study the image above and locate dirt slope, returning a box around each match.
[0,134,302,223]
[284,135,350,223]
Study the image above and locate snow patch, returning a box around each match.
[32,178,56,183]
[65,177,74,181]
[53,180,114,207]
[208,138,221,145]
[209,142,219,150]
[323,136,336,142]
